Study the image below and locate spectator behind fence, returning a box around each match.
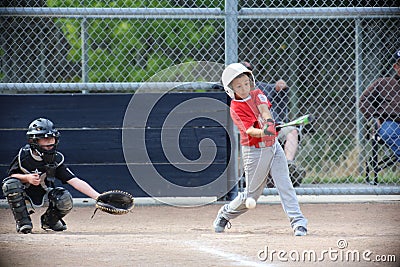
[241,61,306,187]
[359,50,400,162]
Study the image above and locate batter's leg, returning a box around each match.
[270,144,308,231]
[214,145,275,232]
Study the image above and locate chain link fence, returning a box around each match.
[1,1,399,194]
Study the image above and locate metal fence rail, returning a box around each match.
[1,2,399,195]
[0,7,224,18]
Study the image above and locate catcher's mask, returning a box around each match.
[27,118,60,163]
[221,63,255,99]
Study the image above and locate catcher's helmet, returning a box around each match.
[26,118,60,155]
[221,63,255,99]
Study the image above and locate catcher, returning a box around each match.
[2,118,133,234]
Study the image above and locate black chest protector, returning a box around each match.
[13,145,65,189]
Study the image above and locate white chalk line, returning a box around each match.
[185,240,276,267]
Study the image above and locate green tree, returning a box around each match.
[47,0,221,82]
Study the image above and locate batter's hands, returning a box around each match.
[263,119,277,147]
[263,119,276,136]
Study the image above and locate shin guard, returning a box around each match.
[2,178,32,233]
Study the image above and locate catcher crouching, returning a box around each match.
[2,118,102,234]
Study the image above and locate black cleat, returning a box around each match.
[41,215,67,231]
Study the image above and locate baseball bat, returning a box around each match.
[276,114,314,129]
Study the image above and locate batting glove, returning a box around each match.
[263,119,277,136]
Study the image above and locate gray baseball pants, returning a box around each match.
[220,141,308,230]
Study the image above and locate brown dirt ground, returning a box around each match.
[0,202,399,267]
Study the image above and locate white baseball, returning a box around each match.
[245,197,256,209]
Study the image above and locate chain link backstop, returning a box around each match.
[1,1,399,195]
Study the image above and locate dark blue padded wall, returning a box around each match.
[0,93,230,198]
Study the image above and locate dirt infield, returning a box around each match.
[0,201,399,267]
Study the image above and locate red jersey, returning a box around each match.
[230,89,273,147]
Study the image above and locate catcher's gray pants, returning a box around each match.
[220,142,307,230]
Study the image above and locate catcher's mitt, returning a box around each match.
[92,190,134,218]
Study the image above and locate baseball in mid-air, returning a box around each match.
[245,197,256,209]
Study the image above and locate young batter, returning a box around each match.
[213,63,308,236]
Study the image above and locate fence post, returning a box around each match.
[288,21,300,118]
[81,1,89,93]
[224,0,239,199]
[225,0,238,65]
[355,18,364,175]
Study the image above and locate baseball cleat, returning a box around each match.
[294,226,307,236]
[41,215,67,232]
[213,207,231,233]
[17,223,33,234]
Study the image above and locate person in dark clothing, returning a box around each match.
[2,118,100,234]
[359,51,400,162]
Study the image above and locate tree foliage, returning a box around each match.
[47,0,221,82]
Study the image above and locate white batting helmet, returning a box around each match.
[221,63,254,99]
